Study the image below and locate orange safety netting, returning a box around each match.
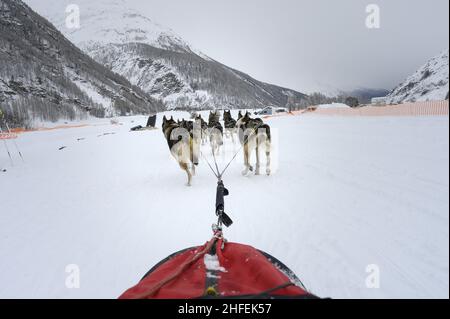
[0,133,18,140]
[263,100,449,119]
[9,124,90,134]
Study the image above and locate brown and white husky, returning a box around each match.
[162,116,198,186]
[236,112,271,176]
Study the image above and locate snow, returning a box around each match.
[316,103,350,109]
[0,112,448,299]
[204,254,227,273]
[204,254,226,279]
[70,77,113,115]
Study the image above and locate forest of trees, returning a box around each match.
[294,92,360,109]
[89,42,308,110]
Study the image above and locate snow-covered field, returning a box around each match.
[0,112,448,299]
[316,103,350,109]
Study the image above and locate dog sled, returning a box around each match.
[121,111,317,299]
[130,125,158,132]
[120,181,318,299]
[119,239,317,299]
[130,114,158,132]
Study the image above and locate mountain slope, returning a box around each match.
[26,0,307,110]
[0,0,163,127]
[387,49,449,104]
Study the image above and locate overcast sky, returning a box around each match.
[26,0,449,93]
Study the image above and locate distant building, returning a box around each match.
[371,96,388,106]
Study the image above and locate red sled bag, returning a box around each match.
[119,236,317,299]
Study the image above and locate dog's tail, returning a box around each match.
[260,124,271,141]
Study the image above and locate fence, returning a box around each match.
[308,100,449,117]
[0,133,18,140]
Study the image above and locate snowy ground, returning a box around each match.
[316,103,350,109]
[0,112,448,299]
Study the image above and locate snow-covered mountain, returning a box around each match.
[26,0,307,110]
[386,49,449,104]
[37,0,203,57]
[0,0,163,127]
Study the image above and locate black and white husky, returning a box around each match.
[162,116,198,186]
[208,111,224,156]
[236,112,271,176]
[223,110,237,144]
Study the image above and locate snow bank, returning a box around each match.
[316,103,350,109]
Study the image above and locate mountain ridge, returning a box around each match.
[0,0,163,127]
[27,0,308,110]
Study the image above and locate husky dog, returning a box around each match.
[208,110,221,123]
[194,114,209,145]
[162,116,176,131]
[179,119,194,134]
[223,110,237,143]
[208,111,223,156]
[162,116,197,186]
[236,112,271,176]
[181,118,201,165]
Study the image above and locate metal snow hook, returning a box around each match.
[3,120,24,162]
[0,123,14,166]
[0,126,14,166]
[0,109,24,163]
